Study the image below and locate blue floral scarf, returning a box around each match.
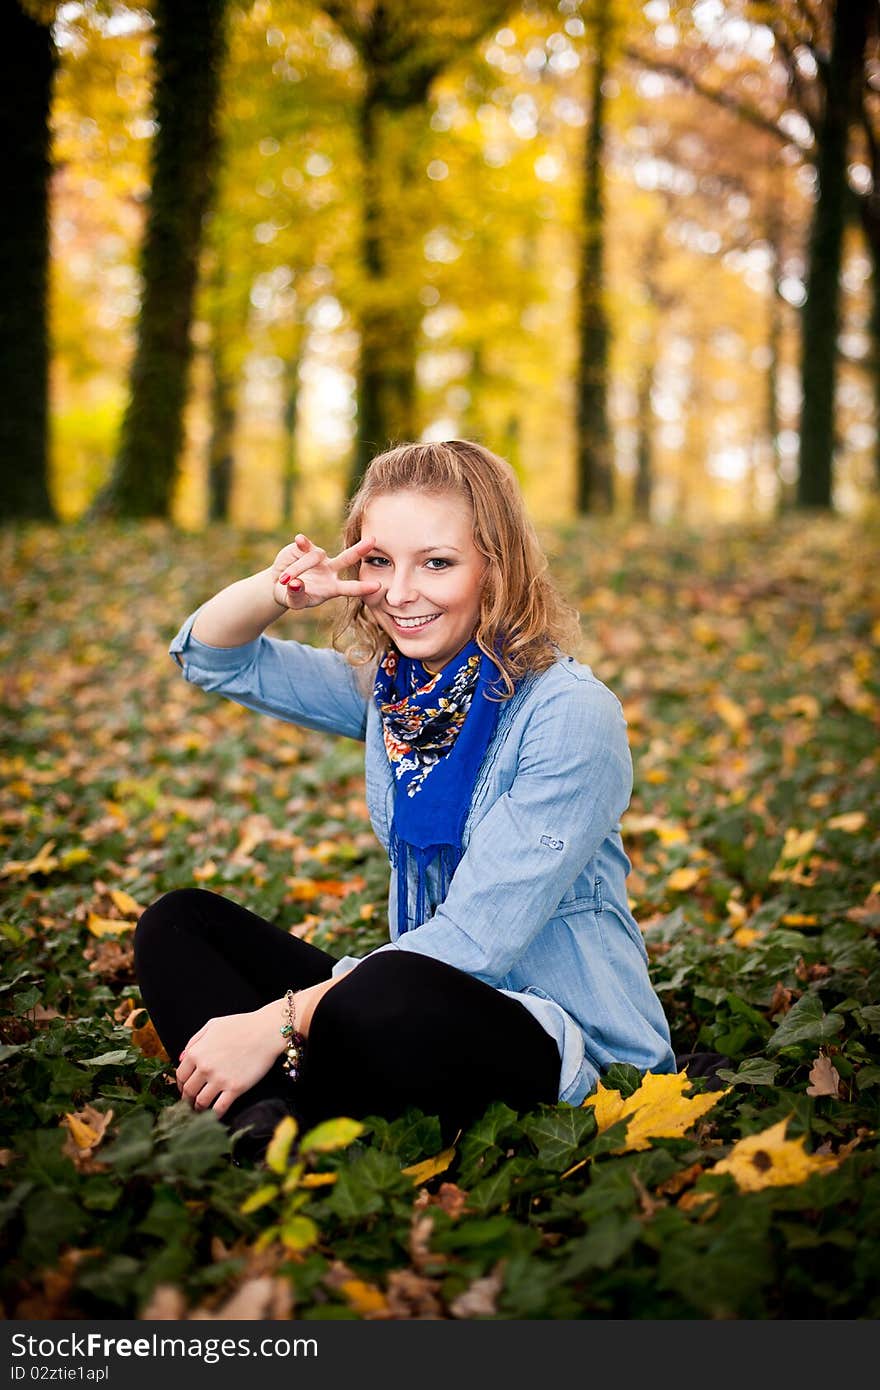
[373,640,502,935]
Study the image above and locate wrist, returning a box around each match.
[261,997,290,1056]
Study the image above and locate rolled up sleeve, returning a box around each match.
[169,607,368,741]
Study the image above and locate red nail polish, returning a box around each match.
[279,573,290,584]
[289,579,302,591]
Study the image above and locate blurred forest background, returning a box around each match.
[4,0,880,532]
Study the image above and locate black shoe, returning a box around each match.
[674,1050,731,1092]
[229,1096,293,1165]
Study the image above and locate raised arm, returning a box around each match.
[191,532,381,646]
[172,532,384,741]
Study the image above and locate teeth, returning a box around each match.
[393,614,440,629]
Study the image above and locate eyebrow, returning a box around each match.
[368,544,462,555]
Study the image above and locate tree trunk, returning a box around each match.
[280,346,302,530]
[206,343,235,523]
[93,0,227,518]
[856,188,880,491]
[763,198,791,515]
[797,0,871,509]
[575,2,614,515]
[633,357,654,521]
[350,90,419,496]
[0,2,56,520]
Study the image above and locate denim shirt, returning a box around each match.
[169,608,676,1105]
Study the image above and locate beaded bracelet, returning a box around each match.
[280,988,306,1082]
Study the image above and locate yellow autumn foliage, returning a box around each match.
[666,866,701,892]
[710,1116,841,1193]
[87,911,137,937]
[582,1070,729,1154]
[401,1144,457,1185]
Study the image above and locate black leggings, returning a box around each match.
[133,888,561,1141]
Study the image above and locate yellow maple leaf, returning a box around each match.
[339,1278,389,1317]
[667,866,700,892]
[401,1144,457,1185]
[87,912,136,938]
[826,812,866,834]
[710,1116,840,1192]
[0,840,58,879]
[582,1071,729,1154]
[656,825,688,846]
[732,926,761,948]
[712,693,748,734]
[779,827,818,862]
[109,888,144,917]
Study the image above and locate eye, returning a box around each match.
[362,555,390,567]
[425,557,451,570]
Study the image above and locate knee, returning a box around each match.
[311,954,424,1043]
[133,887,208,968]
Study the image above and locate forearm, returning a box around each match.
[191,568,285,647]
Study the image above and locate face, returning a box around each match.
[360,489,486,672]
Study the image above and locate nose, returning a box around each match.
[384,566,419,610]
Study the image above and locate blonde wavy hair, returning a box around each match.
[331,440,581,699]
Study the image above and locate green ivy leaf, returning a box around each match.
[767,994,844,1054]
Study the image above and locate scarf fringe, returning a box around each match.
[389,828,460,936]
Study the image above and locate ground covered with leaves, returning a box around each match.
[1,513,879,1320]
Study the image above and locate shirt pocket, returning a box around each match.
[596,898,649,963]
[555,875,604,916]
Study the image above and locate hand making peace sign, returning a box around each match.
[269,532,382,612]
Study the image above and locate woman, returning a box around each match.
[134,440,676,1160]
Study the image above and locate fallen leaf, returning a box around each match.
[61,1105,113,1172]
[655,1161,704,1196]
[779,827,818,862]
[139,1285,187,1320]
[732,925,761,948]
[83,938,133,979]
[87,911,136,938]
[109,888,145,916]
[806,1053,841,1098]
[1,841,59,879]
[126,1008,168,1060]
[826,811,866,833]
[711,693,748,734]
[710,1116,841,1192]
[401,1144,457,1185]
[582,1070,729,1154]
[769,982,795,1017]
[337,1278,390,1318]
[385,1268,444,1319]
[264,1116,298,1173]
[666,867,700,892]
[195,1276,292,1321]
[449,1261,506,1318]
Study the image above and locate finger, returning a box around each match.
[193,1078,222,1112]
[176,1056,197,1088]
[330,535,377,570]
[182,1070,206,1103]
[282,547,327,581]
[336,578,384,596]
[212,1089,237,1121]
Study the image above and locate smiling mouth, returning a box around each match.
[387,613,442,630]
